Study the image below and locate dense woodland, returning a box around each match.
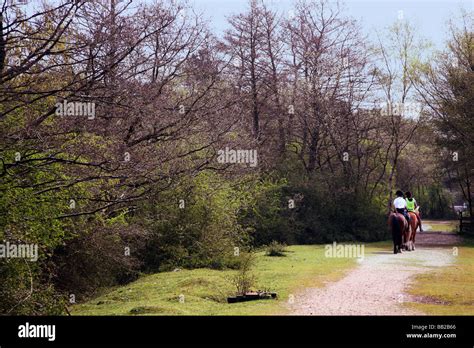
[0,0,472,314]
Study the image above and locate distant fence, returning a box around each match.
[459,213,474,235]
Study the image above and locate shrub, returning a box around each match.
[231,252,256,295]
[0,259,66,315]
[265,241,287,256]
[137,171,250,272]
[51,223,146,299]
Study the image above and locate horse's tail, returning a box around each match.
[391,214,399,232]
[391,214,401,245]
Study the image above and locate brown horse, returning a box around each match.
[407,211,420,251]
[388,212,409,254]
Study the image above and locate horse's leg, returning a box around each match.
[408,233,412,251]
[406,223,411,250]
[408,215,417,251]
[413,221,418,251]
[390,214,398,254]
[405,224,409,251]
[401,224,406,250]
[398,227,403,253]
[391,214,404,254]
[403,224,409,250]
[410,214,420,251]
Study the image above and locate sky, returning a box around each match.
[14,0,473,50]
[189,0,472,49]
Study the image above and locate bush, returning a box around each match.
[0,163,83,314]
[240,172,388,245]
[231,252,256,295]
[265,241,287,256]
[238,177,291,246]
[136,171,250,272]
[0,259,66,315]
[51,222,146,299]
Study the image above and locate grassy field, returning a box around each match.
[406,239,474,315]
[423,219,458,233]
[72,242,389,315]
[71,238,474,316]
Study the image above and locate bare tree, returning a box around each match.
[373,20,427,212]
[412,10,473,217]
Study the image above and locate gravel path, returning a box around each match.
[289,247,455,315]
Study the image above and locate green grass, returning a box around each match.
[405,240,474,315]
[72,242,389,316]
[423,219,458,233]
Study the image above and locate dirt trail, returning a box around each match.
[289,245,456,315]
